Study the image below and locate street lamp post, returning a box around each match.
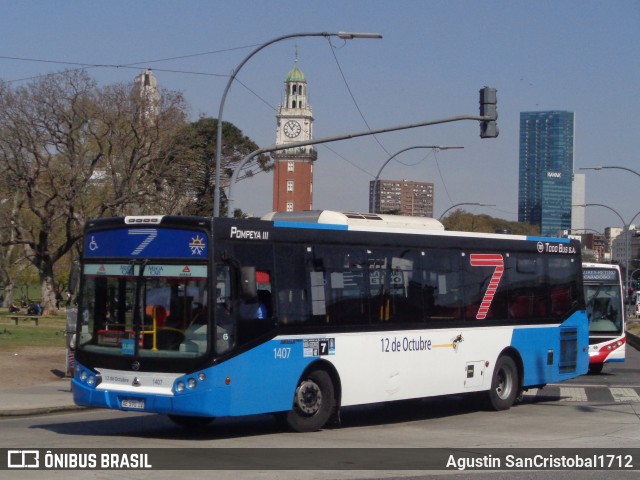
[371,145,463,214]
[438,202,495,221]
[578,166,640,299]
[213,31,383,218]
[628,211,640,294]
[580,165,640,178]
[575,203,633,297]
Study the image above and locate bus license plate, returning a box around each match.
[121,398,145,409]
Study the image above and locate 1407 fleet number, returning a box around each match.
[274,347,291,359]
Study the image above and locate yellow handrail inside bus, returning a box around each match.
[141,305,165,350]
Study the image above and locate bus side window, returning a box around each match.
[278,289,309,323]
[550,286,572,317]
[422,251,462,321]
[275,244,312,325]
[230,244,276,345]
[367,248,424,324]
[548,257,581,319]
[508,255,549,321]
[238,269,272,320]
[308,246,369,326]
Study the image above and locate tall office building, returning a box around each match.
[369,179,435,217]
[518,111,575,236]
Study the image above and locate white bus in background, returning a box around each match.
[582,262,626,374]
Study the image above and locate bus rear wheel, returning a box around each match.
[487,355,519,411]
[286,369,335,432]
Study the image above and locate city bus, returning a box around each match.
[582,262,626,374]
[72,211,589,431]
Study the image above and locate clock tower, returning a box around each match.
[272,58,317,212]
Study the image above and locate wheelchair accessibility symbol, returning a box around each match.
[89,236,99,251]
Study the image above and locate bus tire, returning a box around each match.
[588,363,604,374]
[487,355,518,411]
[286,369,335,432]
[168,414,214,429]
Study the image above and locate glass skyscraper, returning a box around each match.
[518,111,575,237]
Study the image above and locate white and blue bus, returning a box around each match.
[72,211,589,431]
[582,262,626,374]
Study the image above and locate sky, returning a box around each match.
[1,0,639,233]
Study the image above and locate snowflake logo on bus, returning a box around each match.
[189,235,206,255]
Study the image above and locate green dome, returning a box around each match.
[286,65,306,83]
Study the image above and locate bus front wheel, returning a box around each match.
[286,369,335,432]
[487,355,519,411]
[588,363,604,374]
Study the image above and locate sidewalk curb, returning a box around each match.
[0,405,85,417]
[0,379,83,418]
[626,329,640,350]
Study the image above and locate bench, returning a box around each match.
[7,314,41,326]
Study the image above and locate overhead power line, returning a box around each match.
[1,41,384,183]
[0,44,263,83]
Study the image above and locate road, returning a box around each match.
[1,346,639,479]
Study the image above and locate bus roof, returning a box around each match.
[261,210,445,233]
[260,210,580,244]
[582,262,621,271]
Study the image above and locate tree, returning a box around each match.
[165,117,272,217]
[0,190,27,307]
[0,70,189,313]
[441,209,539,235]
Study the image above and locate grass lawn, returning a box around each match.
[0,309,69,350]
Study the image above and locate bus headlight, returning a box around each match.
[176,381,186,393]
[187,378,197,389]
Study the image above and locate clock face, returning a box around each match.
[283,120,302,138]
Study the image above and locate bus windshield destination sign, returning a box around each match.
[84,228,208,259]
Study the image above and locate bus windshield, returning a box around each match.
[78,263,209,358]
[585,283,624,335]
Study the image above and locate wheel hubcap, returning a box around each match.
[295,379,322,415]
[496,367,512,399]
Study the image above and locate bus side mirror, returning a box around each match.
[241,266,257,299]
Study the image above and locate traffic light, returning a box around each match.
[479,87,499,138]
